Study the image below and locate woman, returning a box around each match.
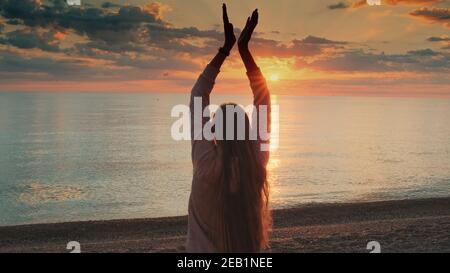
[187,4,271,253]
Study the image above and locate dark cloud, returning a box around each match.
[101,2,121,9]
[71,40,203,71]
[58,6,162,43]
[0,48,186,82]
[306,50,390,72]
[407,48,440,56]
[427,36,450,50]
[0,49,95,80]
[0,28,61,52]
[73,40,149,55]
[0,0,164,42]
[305,48,450,72]
[5,19,21,25]
[0,0,222,74]
[69,23,222,62]
[301,35,347,45]
[410,8,450,28]
[144,24,221,53]
[427,36,450,42]
[328,2,350,10]
[251,35,347,58]
[0,0,63,28]
[0,0,209,79]
[327,0,366,10]
[0,0,224,56]
[0,0,228,84]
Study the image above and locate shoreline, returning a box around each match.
[1,197,449,253]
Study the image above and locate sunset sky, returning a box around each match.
[0,0,449,96]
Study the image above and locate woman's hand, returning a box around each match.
[222,4,236,53]
[238,9,258,53]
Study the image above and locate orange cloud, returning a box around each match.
[53,31,66,40]
[144,2,172,20]
[352,0,367,8]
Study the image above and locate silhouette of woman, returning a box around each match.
[187,4,271,253]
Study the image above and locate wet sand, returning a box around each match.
[0,197,449,253]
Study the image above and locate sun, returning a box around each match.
[269,74,280,82]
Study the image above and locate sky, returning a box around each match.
[0,0,449,96]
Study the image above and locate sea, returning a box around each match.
[0,92,449,226]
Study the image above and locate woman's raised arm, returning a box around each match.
[238,9,271,160]
[238,9,270,108]
[190,4,236,158]
[238,9,259,72]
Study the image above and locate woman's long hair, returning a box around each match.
[213,103,271,252]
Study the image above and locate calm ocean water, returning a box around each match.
[0,92,449,226]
